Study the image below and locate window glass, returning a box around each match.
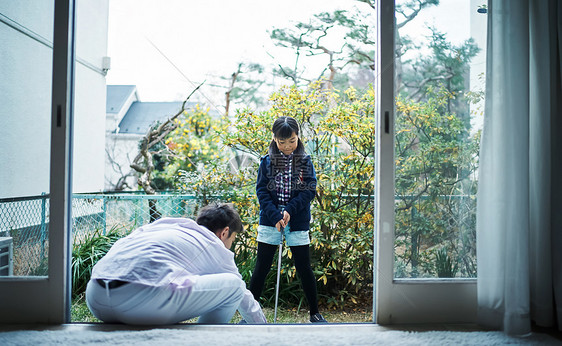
[393,0,486,278]
[0,1,55,276]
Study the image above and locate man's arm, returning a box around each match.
[238,289,267,323]
[219,249,267,323]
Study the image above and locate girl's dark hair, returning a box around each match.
[268,116,306,160]
[196,203,243,236]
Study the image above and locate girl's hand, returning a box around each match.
[282,211,291,225]
[275,219,286,232]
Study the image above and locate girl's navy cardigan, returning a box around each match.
[256,154,317,232]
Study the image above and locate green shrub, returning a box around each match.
[394,86,479,278]
[162,80,477,308]
[71,226,128,298]
[435,247,458,278]
[172,81,375,310]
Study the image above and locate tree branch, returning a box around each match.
[130,82,205,194]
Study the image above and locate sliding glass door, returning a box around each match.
[375,0,485,323]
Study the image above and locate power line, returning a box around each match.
[144,36,223,114]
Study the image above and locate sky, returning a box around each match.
[398,0,471,49]
[106,0,362,108]
[106,0,479,112]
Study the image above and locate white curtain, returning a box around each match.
[477,0,562,336]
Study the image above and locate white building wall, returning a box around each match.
[0,2,54,199]
[73,62,107,193]
[104,88,140,191]
[105,133,142,190]
[73,0,109,193]
[0,0,109,198]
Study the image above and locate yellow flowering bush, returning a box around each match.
[159,81,478,309]
[225,81,375,309]
[153,104,230,190]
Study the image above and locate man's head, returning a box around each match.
[196,203,244,249]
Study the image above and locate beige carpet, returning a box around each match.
[0,323,560,345]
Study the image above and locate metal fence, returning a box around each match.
[1,192,476,277]
[72,193,200,236]
[0,194,49,276]
[0,193,200,276]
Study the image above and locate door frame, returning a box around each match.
[0,0,477,325]
[0,0,75,324]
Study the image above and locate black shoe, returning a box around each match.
[309,313,327,323]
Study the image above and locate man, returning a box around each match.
[85,203,266,325]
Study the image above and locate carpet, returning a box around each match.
[0,324,560,345]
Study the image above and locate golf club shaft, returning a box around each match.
[274,233,283,323]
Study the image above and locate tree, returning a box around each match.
[393,3,482,278]
[223,63,270,115]
[268,7,375,89]
[252,0,442,92]
[156,0,482,293]
[252,0,481,279]
[128,83,203,221]
[394,0,441,92]
[157,104,231,207]
[104,139,137,191]
[220,0,382,111]
[398,28,480,134]
[394,85,480,278]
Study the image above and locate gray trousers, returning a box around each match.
[85,272,245,325]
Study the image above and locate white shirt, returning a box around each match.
[91,217,265,323]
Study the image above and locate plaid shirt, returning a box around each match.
[275,153,292,206]
[257,154,316,231]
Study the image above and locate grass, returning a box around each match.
[71,295,373,324]
[256,307,373,324]
[72,294,101,323]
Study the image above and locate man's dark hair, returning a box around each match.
[196,203,244,237]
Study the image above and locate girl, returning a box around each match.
[249,116,327,323]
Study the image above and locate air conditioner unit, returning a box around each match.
[0,237,13,276]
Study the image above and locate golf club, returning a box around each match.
[273,228,284,323]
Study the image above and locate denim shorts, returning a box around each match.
[256,223,310,246]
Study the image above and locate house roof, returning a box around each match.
[118,101,192,134]
[106,85,137,114]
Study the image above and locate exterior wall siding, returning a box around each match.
[0,0,109,198]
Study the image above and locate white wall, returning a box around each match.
[0,1,54,199]
[73,0,109,193]
[0,0,109,198]
[104,87,139,191]
[104,133,141,190]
